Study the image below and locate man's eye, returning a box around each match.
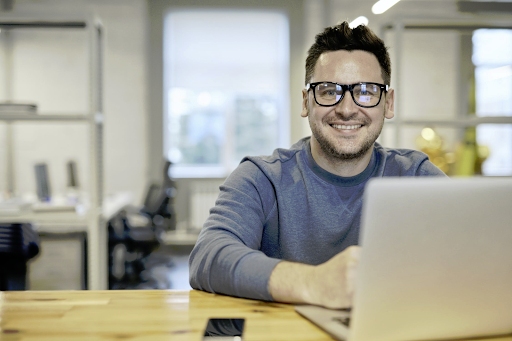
[319,89,337,97]
[357,85,378,96]
[355,89,376,96]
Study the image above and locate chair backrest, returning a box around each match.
[0,223,39,259]
[0,223,40,290]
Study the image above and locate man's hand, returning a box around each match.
[306,246,361,308]
[268,246,361,309]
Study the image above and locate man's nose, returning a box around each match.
[335,90,358,114]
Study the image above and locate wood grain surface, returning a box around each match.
[0,289,332,340]
[1,289,511,341]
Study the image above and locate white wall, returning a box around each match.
[0,0,148,203]
[389,29,461,151]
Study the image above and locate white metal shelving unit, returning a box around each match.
[0,17,107,290]
[381,19,512,148]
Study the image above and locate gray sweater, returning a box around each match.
[189,137,446,301]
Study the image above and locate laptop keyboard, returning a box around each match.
[332,316,351,327]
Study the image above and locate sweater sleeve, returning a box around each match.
[188,161,281,301]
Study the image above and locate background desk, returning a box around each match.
[0,192,133,290]
[1,290,511,341]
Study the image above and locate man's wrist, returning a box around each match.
[268,261,316,304]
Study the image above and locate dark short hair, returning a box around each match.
[305,22,391,85]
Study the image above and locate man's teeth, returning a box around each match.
[331,124,362,130]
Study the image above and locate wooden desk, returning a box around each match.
[1,290,511,341]
[0,289,331,340]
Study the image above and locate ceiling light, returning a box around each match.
[349,16,369,28]
[372,0,401,14]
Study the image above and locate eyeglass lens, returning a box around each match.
[314,82,383,107]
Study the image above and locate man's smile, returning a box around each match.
[331,124,363,130]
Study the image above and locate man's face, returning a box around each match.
[302,50,394,163]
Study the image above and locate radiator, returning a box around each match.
[190,180,222,231]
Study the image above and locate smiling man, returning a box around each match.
[304,49,395,177]
[189,22,446,309]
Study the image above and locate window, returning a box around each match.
[473,29,512,176]
[163,10,290,178]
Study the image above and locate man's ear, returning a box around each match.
[301,89,309,118]
[384,88,394,119]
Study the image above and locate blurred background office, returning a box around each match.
[0,0,511,291]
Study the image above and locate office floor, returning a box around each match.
[149,244,193,290]
[29,240,193,291]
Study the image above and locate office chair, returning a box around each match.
[0,223,40,290]
[107,161,176,289]
[140,160,177,232]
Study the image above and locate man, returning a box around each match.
[189,22,445,309]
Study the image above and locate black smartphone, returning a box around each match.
[202,318,245,341]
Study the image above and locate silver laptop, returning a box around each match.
[296,177,512,341]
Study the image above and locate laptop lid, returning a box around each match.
[350,177,512,341]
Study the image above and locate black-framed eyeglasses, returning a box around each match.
[306,81,389,108]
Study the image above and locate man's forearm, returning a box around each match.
[268,261,316,304]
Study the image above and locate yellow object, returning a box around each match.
[417,127,490,176]
[453,128,489,176]
[416,127,453,174]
